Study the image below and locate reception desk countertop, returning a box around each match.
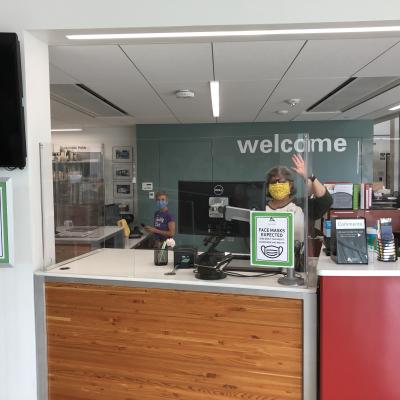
[36,248,316,298]
[317,252,400,276]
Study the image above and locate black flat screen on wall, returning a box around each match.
[0,33,26,168]
[178,181,266,237]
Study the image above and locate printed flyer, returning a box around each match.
[250,211,294,268]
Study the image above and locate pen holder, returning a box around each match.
[154,248,168,266]
[376,238,398,262]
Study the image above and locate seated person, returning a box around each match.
[144,191,176,248]
[265,154,332,241]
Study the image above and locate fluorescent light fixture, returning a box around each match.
[210,81,220,118]
[389,104,400,111]
[51,128,83,132]
[66,26,400,40]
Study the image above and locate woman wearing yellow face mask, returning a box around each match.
[265,154,333,242]
[265,165,305,241]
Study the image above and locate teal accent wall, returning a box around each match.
[137,120,373,250]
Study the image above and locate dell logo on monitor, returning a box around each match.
[213,185,224,196]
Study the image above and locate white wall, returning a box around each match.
[52,126,137,213]
[0,0,400,31]
[0,32,52,400]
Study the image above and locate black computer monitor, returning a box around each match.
[178,180,266,237]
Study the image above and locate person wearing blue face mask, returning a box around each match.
[144,191,176,248]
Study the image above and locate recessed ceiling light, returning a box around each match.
[51,128,83,132]
[389,104,400,111]
[66,26,400,40]
[210,81,220,118]
[276,110,289,115]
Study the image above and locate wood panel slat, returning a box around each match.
[45,283,303,400]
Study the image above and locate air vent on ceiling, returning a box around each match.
[307,77,400,113]
[50,84,128,117]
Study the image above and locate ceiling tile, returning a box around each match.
[153,81,214,123]
[51,99,97,127]
[50,100,137,128]
[213,40,305,81]
[357,41,400,77]
[286,38,400,79]
[49,45,175,120]
[49,64,78,84]
[357,109,395,120]
[121,43,213,83]
[218,80,278,123]
[332,84,400,120]
[293,112,341,121]
[134,115,180,124]
[256,77,346,121]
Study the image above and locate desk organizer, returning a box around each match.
[376,238,398,262]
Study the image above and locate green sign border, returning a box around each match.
[250,211,294,268]
[0,181,9,264]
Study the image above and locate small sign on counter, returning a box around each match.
[330,218,368,264]
[250,211,294,268]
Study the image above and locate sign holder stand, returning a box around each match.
[278,268,304,286]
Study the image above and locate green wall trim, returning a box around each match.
[137,120,373,139]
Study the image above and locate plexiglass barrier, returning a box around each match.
[40,133,333,288]
[130,132,312,288]
[40,142,136,277]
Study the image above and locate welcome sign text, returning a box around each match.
[237,134,347,154]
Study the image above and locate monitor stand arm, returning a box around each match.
[203,233,224,251]
[197,206,250,267]
[197,234,227,266]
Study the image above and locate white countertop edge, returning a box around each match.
[35,271,316,294]
[317,253,400,277]
[318,270,400,277]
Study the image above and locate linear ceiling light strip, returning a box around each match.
[66,26,400,40]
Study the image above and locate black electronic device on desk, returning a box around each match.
[195,254,234,280]
[173,245,197,269]
[330,218,368,264]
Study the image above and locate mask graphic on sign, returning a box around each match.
[261,245,284,259]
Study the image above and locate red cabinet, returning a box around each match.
[320,276,400,400]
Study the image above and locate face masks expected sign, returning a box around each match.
[250,211,294,268]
